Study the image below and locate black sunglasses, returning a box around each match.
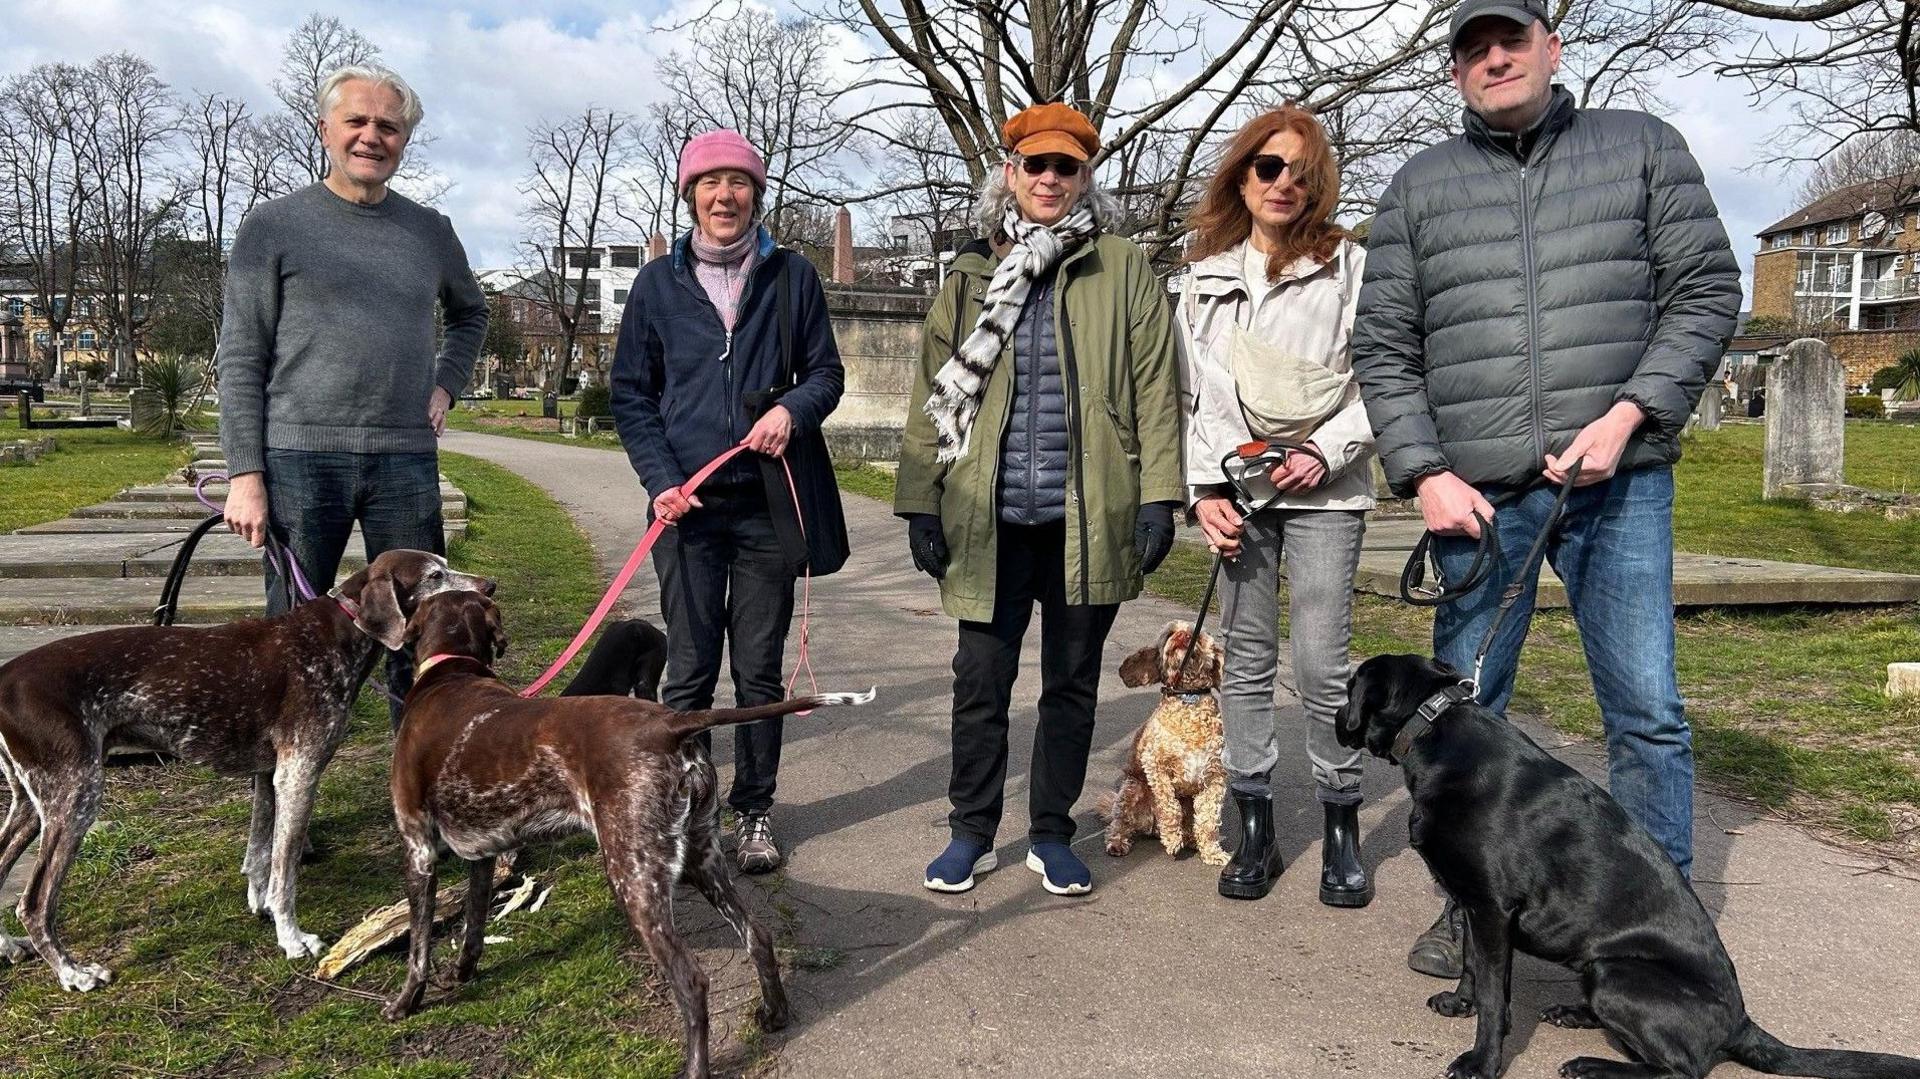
[1249,154,1294,184]
[1018,155,1083,178]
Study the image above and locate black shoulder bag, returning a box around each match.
[744,252,850,576]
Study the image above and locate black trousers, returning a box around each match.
[948,520,1120,846]
[653,491,796,815]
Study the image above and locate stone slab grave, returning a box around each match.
[2,429,469,628]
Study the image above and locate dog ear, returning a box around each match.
[1118,644,1162,687]
[485,600,510,660]
[353,575,409,650]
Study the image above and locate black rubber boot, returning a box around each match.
[1318,802,1373,908]
[1218,788,1284,900]
[1407,897,1464,978]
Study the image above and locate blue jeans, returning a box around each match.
[1431,466,1693,877]
[262,449,446,725]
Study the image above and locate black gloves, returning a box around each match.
[1135,501,1176,575]
[906,514,949,579]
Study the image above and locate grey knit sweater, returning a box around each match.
[216,183,489,476]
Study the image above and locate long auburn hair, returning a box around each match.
[1184,105,1347,275]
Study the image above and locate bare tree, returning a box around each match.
[518,107,632,392]
[871,111,975,276]
[620,104,696,245]
[261,13,380,192]
[161,91,260,354]
[74,52,180,379]
[0,63,93,381]
[1698,0,1917,164]
[658,9,854,235]
[1794,129,1920,203]
[817,0,1731,255]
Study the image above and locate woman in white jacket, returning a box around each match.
[1176,106,1375,906]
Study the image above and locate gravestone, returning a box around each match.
[77,375,91,417]
[1696,384,1723,430]
[1762,338,1845,499]
[128,387,159,432]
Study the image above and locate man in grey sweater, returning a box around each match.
[217,63,487,713]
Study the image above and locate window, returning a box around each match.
[1830,265,1852,289]
[613,288,629,304]
[5,297,21,317]
[1896,256,1908,274]
[1770,234,1790,249]
[1826,222,1850,244]
[610,248,640,268]
[566,249,601,269]
[33,332,48,348]
[1801,228,1815,245]
[1796,268,1814,291]
[1894,212,1908,235]
[77,330,96,350]
[61,333,74,349]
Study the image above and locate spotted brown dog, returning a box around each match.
[385,590,873,1079]
[0,550,491,990]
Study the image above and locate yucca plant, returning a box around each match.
[1891,348,1920,403]
[137,352,208,438]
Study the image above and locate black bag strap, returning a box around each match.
[775,250,795,390]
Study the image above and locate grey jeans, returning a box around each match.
[1217,508,1366,804]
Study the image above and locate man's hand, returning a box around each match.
[1192,494,1245,559]
[1545,401,1643,486]
[429,387,453,437]
[744,404,793,457]
[1415,470,1495,539]
[224,472,271,549]
[652,486,702,527]
[1268,442,1328,493]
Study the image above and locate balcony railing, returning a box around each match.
[1862,276,1920,302]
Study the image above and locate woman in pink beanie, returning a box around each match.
[610,128,848,877]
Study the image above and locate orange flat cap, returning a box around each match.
[1002,103,1100,161]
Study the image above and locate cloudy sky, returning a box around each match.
[1,0,1804,303]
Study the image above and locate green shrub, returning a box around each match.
[575,383,612,418]
[1846,395,1886,419]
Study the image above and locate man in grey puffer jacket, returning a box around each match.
[1352,0,1741,978]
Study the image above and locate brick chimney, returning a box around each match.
[648,232,669,262]
[832,207,855,285]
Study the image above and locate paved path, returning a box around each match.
[444,431,1920,1079]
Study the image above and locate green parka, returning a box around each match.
[894,233,1185,622]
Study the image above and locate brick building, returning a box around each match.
[1750,172,1920,384]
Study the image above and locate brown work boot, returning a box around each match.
[736,811,782,874]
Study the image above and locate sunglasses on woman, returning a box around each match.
[1248,154,1294,184]
[1019,155,1083,178]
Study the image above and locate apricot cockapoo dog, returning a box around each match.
[1100,621,1229,866]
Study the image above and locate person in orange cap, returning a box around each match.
[896,102,1184,897]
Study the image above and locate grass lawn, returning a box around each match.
[444,398,625,453]
[0,454,705,1077]
[835,427,1920,857]
[0,427,189,533]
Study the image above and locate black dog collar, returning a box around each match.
[1390,682,1476,763]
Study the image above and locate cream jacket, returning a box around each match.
[1174,236,1376,511]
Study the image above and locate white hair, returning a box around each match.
[972,154,1121,235]
[316,64,424,132]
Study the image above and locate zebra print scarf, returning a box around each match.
[924,199,1101,463]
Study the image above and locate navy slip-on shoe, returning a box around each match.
[925,837,997,893]
[1026,841,1093,896]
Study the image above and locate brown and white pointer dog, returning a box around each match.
[385,590,873,1079]
[0,549,491,991]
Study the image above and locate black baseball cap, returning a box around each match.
[1449,0,1551,51]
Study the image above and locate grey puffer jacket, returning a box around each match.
[1352,87,1741,496]
[999,269,1070,525]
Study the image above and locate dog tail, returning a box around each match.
[666,688,877,739]
[1726,1018,1920,1078]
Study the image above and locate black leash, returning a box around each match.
[1463,461,1582,692]
[154,515,307,626]
[1173,441,1329,680]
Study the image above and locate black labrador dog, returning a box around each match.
[559,619,668,700]
[1338,654,1920,1079]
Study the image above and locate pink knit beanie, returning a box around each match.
[677,130,767,198]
